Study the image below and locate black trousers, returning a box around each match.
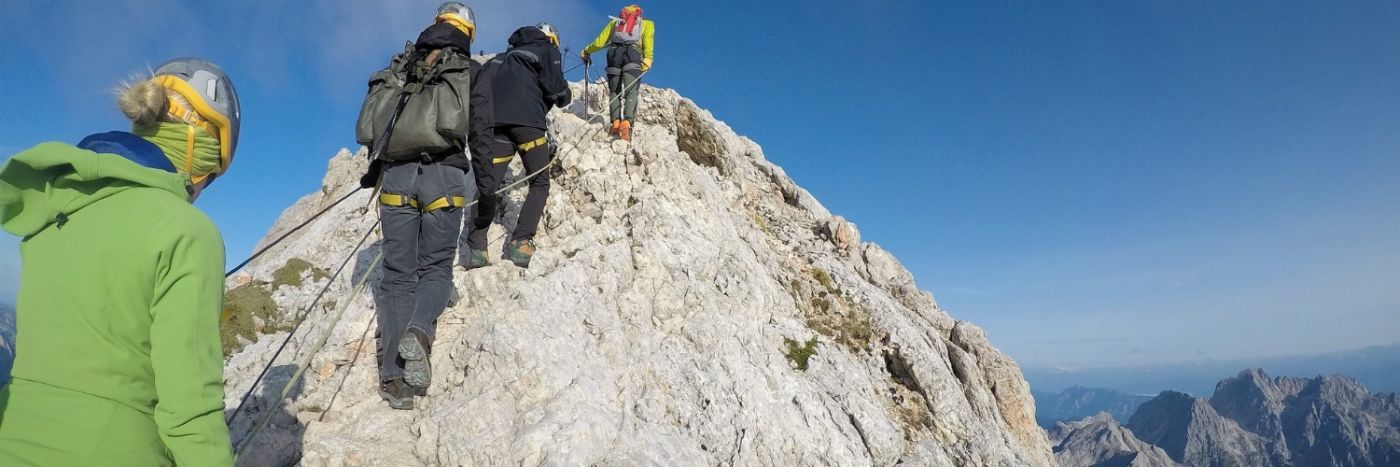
[376,159,467,382]
[463,125,552,252]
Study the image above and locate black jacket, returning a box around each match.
[489,27,571,130]
[467,58,499,160]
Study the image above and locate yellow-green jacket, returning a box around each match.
[583,18,655,62]
[0,137,233,466]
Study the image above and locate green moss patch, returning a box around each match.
[221,283,278,356]
[271,258,330,290]
[783,336,819,371]
[786,265,875,353]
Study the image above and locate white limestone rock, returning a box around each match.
[224,82,1053,466]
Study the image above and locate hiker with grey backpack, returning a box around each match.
[354,2,477,410]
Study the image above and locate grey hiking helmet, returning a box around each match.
[152,57,241,176]
[536,22,559,46]
[436,2,476,41]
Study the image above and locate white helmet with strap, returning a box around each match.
[436,2,477,41]
[536,22,559,46]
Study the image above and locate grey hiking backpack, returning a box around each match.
[355,42,472,161]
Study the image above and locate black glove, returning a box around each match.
[360,159,384,189]
[581,52,591,66]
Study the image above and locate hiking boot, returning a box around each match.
[610,119,621,135]
[398,328,432,390]
[618,120,633,141]
[505,239,537,268]
[378,379,414,410]
[462,249,489,270]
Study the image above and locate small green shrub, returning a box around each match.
[751,213,771,236]
[810,268,835,293]
[783,336,819,371]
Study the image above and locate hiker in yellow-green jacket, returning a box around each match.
[0,57,241,466]
[581,4,655,141]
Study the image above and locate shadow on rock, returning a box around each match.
[231,364,306,467]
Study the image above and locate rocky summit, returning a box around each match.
[1048,413,1178,467]
[221,80,1054,466]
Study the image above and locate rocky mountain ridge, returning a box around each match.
[1053,369,1400,467]
[219,80,1054,466]
[1048,413,1178,467]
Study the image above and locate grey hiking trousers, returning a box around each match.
[376,159,468,382]
[606,45,643,121]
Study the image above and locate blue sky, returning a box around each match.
[1,1,1397,369]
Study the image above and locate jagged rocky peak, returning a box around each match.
[1048,412,1180,467]
[221,81,1054,466]
[1097,369,1400,467]
[1208,368,1308,440]
[1127,390,1275,467]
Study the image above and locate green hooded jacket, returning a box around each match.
[0,142,233,466]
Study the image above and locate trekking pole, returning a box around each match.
[583,60,592,120]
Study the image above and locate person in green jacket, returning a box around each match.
[0,57,241,466]
[581,3,655,141]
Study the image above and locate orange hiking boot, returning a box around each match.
[619,120,633,141]
[610,119,621,135]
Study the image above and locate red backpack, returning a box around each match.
[612,5,644,45]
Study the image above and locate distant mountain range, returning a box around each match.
[1035,386,1153,428]
[1025,344,1400,396]
[1051,369,1400,467]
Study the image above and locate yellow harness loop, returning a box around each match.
[421,196,466,212]
[518,137,547,152]
[379,193,465,212]
[378,193,419,209]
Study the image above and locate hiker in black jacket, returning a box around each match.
[463,23,570,269]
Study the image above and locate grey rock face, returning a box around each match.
[222,82,1053,466]
[1120,369,1400,467]
[1049,413,1180,467]
[1210,369,1400,467]
[1127,391,1274,467]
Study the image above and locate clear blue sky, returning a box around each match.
[2,1,1397,369]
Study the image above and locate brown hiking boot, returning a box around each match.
[619,120,633,141]
[378,378,414,410]
[609,119,621,135]
[505,240,537,268]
